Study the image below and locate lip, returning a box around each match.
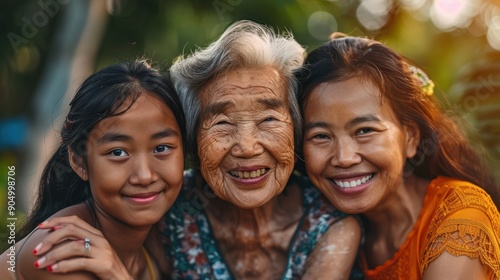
[228,166,270,186]
[123,191,162,204]
[328,173,375,194]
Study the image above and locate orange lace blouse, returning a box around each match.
[362,176,500,279]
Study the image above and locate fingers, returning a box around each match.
[45,259,93,274]
[45,257,113,277]
[47,258,133,280]
[31,216,133,279]
[32,237,132,279]
[38,216,101,235]
[34,217,103,256]
[34,238,94,269]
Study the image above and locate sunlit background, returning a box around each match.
[1,0,500,242]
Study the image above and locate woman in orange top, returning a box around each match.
[296,33,500,279]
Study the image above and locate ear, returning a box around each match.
[68,148,88,181]
[404,123,420,159]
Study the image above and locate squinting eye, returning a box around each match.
[263,117,276,122]
[110,149,128,157]
[312,134,329,139]
[154,145,171,153]
[215,120,229,125]
[357,128,373,135]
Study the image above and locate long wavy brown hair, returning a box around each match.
[296,33,500,208]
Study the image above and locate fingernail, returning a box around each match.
[51,225,63,231]
[48,264,57,272]
[33,243,42,254]
[35,256,46,267]
[38,220,49,227]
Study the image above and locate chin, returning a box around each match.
[230,193,273,209]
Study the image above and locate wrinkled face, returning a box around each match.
[302,77,419,214]
[197,67,295,208]
[80,94,184,227]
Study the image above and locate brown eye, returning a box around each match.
[357,128,373,135]
[110,149,128,157]
[154,145,171,153]
[313,133,329,139]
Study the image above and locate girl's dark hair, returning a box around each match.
[295,33,499,207]
[18,59,186,239]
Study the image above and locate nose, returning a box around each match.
[330,137,361,168]
[230,126,264,157]
[129,154,158,186]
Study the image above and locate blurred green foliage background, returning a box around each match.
[1,0,499,249]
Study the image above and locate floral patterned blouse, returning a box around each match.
[162,170,351,279]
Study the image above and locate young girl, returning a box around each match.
[297,34,500,279]
[0,60,186,279]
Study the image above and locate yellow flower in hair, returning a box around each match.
[410,66,434,96]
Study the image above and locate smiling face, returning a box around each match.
[302,77,419,214]
[72,93,184,227]
[197,67,295,208]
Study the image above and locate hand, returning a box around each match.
[33,216,133,280]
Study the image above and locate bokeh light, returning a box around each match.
[430,0,480,31]
[308,11,337,40]
[400,0,427,11]
[487,13,500,50]
[356,0,392,30]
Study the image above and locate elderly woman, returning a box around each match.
[28,20,361,279]
[163,20,360,279]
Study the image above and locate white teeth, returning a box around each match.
[333,174,373,188]
[230,168,267,179]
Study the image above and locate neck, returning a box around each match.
[362,175,429,267]
[92,203,152,276]
[206,182,302,234]
[203,181,303,279]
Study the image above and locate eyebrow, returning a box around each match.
[203,100,232,120]
[304,114,382,131]
[203,97,286,119]
[96,128,179,144]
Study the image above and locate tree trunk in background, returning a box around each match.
[20,0,108,213]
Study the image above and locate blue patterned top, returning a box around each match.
[163,170,350,279]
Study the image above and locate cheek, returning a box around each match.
[165,154,185,187]
[86,158,121,194]
[198,130,227,160]
[265,124,295,161]
[303,144,326,173]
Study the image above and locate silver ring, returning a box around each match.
[84,238,91,257]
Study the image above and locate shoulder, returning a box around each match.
[303,216,361,279]
[428,176,497,214]
[422,177,500,277]
[321,215,361,243]
[1,241,22,279]
[10,205,96,280]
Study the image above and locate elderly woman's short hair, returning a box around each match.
[170,20,305,161]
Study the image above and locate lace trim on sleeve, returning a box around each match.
[422,219,499,278]
[421,184,500,278]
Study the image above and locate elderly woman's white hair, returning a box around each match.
[170,19,306,161]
